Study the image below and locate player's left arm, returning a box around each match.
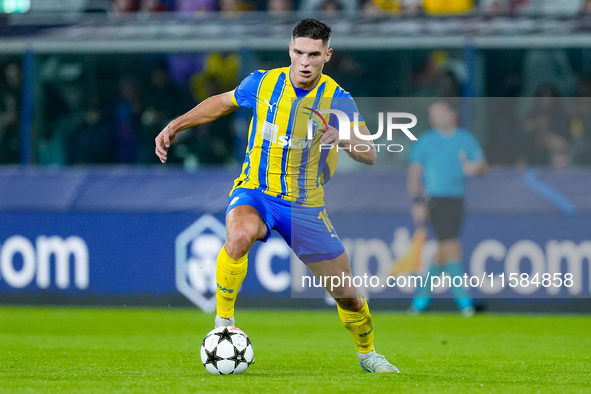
[324,89,376,165]
[321,124,377,165]
[462,133,488,176]
[463,158,488,176]
[155,91,238,163]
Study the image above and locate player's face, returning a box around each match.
[289,37,332,90]
[429,102,457,131]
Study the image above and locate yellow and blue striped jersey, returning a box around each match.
[230,67,365,207]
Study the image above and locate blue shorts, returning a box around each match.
[226,188,345,263]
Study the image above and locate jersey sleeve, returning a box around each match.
[408,137,426,165]
[464,131,485,162]
[328,86,365,129]
[317,146,338,185]
[232,70,265,109]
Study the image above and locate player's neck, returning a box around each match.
[438,126,457,135]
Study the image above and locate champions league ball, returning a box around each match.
[200,326,255,375]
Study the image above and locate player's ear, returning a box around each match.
[325,48,333,63]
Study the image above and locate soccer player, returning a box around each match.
[407,99,487,316]
[155,18,399,373]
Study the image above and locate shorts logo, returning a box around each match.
[230,196,240,205]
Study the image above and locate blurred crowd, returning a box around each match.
[487,84,591,169]
[0,62,21,165]
[94,0,591,17]
[3,0,591,170]
[2,47,591,170]
[0,53,239,168]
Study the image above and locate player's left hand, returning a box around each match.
[320,124,341,146]
[411,201,428,227]
[463,161,481,176]
[459,150,484,176]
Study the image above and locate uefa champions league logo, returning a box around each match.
[176,214,226,312]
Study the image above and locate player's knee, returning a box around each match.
[440,239,461,261]
[335,296,363,312]
[330,283,357,299]
[225,227,258,258]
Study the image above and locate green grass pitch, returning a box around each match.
[0,307,589,393]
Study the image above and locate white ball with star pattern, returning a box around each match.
[200,326,255,375]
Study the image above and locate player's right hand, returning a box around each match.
[411,201,428,227]
[155,123,177,163]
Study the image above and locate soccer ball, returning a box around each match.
[200,326,255,375]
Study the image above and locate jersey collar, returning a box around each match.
[436,127,458,138]
[286,66,323,97]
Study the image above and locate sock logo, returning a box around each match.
[217,283,235,293]
[358,326,374,337]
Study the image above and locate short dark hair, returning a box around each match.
[432,97,460,113]
[292,18,331,47]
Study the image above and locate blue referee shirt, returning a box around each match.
[408,127,484,198]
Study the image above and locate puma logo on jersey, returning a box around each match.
[264,99,276,112]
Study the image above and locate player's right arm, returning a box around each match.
[461,131,488,176]
[408,163,423,200]
[408,163,428,227]
[155,90,239,163]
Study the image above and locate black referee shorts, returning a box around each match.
[428,197,464,241]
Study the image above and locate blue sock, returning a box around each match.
[444,261,473,310]
[411,264,442,311]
